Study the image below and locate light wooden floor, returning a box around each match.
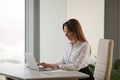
[0,75,5,80]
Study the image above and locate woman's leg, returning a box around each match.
[79,66,94,80]
[6,77,14,80]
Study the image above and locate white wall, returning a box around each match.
[67,0,104,63]
[40,0,104,64]
[40,0,67,63]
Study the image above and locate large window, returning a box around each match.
[0,0,25,64]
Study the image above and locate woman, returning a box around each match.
[38,19,94,80]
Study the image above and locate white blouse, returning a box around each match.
[56,41,90,71]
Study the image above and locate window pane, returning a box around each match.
[0,0,25,64]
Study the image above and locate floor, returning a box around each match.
[0,75,5,80]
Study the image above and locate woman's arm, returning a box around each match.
[58,45,90,71]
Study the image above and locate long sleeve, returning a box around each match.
[57,41,90,71]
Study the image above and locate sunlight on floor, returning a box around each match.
[0,75,5,80]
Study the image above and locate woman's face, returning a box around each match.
[63,26,74,41]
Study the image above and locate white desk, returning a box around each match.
[0,63,89,80]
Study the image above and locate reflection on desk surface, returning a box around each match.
[0,63,89,80]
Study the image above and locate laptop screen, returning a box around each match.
[24,53,39,70]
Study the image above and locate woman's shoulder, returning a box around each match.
[65,41,72,47]
[65,41,90,48]
[79,41,90,48]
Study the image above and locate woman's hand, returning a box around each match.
[49,64,59,69]
[37,62,49,68]
[37,62,59,69]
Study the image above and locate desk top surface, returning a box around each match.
[0,63,89,80]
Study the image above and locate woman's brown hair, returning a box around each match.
[63,19,88,42]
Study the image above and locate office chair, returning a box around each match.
[94,39,114,80]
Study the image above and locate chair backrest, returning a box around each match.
[94,39,114,80]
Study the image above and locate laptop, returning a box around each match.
[24,53,53,71]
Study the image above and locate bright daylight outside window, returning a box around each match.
[0,0,25,64]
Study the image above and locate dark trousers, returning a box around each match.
[6,77,14,80]
[79,66,94,80]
